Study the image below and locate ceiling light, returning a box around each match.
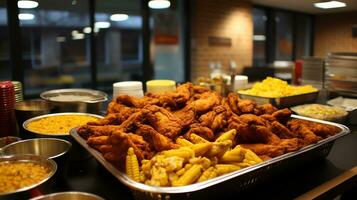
[95,21,111,29]
[110,14,129,21]
[314,1,346,9]
[253,35,266,41]
[72,33,85,40]
[18,0,39,9]
[18,13,35,20]
[83,27,92,33]
[148,0,170,9]
[71,30,79,37]
[56,36,66,43]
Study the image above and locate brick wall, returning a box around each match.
[314,12,357,57]
[190,0,253,80]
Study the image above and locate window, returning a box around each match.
[0,0,10,80]
[151,0,185,82]
[20,0,91,96]
[252,8,266,67]
[95,0,143,91]
[295,14,312,59]
[275,11,293,61]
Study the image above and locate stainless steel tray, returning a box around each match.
[70,115,350,199]
[237,91,318,108]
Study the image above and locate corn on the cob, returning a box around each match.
[232,162,250,168]
[190,143,212,156]
[126,147,140,182]
[220,147,244,163]
[215,129,237,142]
[215,164,241,175]
[176,168,186,176]
[172,164,202,186]
[176,137,194,146]
[189,157,211,169]
[206,140,232,158]
[189,133,210,144]
[245,149,263,163]
[161,147,194,160]
[197,167,217,182]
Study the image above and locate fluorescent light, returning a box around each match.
[83,27,92,34]
[71,30,79,37]
[314,1,346,9]
[18,13,35,20]
[148,0,170,9]
[253,35,266,41]
[56,36,66,43]
[95,21,111,29]
[72,33,85,40]
[18,0,39,9]
[110,14,129,21]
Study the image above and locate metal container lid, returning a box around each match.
[327,52,357,60]
[40,88,107,103]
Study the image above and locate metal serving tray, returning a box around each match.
[70,115,349,200]
[237,91,318,108]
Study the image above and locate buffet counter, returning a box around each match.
[56,129,357,199]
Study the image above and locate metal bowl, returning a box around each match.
[1,138,71,178]
[30,191,105,200]
[0,154,57,200]
[15,100,52,139]
[40,88,108,114]
[22,113,103,161]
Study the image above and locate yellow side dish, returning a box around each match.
[27,115,99,135]
[0,161,50,193]
[239,77,317,98]
[291,104,347,121]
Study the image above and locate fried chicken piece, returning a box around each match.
[278,138,302,152]
[190,91,221,114]
[116,95,159,108]
[144,105,183,139]
[294,120,340,138]
[272,108,292,125]
[197,105,227,133]
[172,105,196,129]
[237,99,256,114]
[240,144,286,157]
[185,124,215,141]
[270,121,299,139]
[107,130,153,164]
[227,93,240,115]
[257,104,278,115]
[287,119,322,145]
[77,125,120,139]
[135,124,179,152]
[87,136,109,147]
[230,123,280,144]
[192,85,210,94]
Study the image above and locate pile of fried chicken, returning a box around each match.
[78,83,340,166]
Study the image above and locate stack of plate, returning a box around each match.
[0,81,17,137]
[325,52,357,96]
[11,81,23,103]
[301,57,324,89]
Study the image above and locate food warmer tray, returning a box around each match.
[70,115,349,200]
[237,91,318,108]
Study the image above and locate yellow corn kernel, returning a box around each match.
[126,147,140,182]
[197,167,217,182]
[176,168,186,176]
[176,137,194,146]
[189,133,210,144]
[243,159,257,165]
[206,140,232,158]
[215,129,237,142]
[172,164,202,186]
[190,143,212,156]
[162,147,194,160]
[215,164,241,175]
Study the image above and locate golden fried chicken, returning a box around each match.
[240,144,286,157]
[190,91,221,114]
[287,119,322,145]
[135,124,179,151]
[144,105,183,139]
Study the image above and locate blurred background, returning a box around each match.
[0,0,356,98]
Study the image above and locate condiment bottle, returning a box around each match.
[113,81,144,99]
[146,80,176,94]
